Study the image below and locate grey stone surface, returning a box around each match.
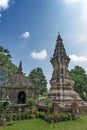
[71,102,80,120]
[2,61,39,105]
[48,34,82,109]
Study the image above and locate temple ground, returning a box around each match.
[1,115,87,130]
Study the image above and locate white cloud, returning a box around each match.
[21,32,30,39]
[77,34,87,43]
[0,0,14,20]
[63,0,87,46]
[63,0,79,4]
[0,0,9,10]
[31,49,47,60]
[69,54,87,62]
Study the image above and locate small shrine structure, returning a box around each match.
[2,61,39,105]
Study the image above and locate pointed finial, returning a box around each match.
[58,32,62,39]
[56,32,63,42]
[17,60,23,74]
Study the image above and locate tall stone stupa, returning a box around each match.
[48,33,82,108]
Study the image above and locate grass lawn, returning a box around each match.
[1,115,87,130]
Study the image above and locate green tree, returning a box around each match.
[70,66,87,100]
[0,46,17,85]
[28,67,47,96]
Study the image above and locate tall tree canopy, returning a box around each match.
[28,67,47,96]
[70,66,87,100]
[0,46,17,85]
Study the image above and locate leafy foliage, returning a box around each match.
[27,98,36,113]
[28,67,47,95]
[0,100,5,117]
[28,98,35,107]
[0,46,17,85]
[70,66,87,100]
[0,99,11,119]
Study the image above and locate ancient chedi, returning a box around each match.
[2,61,39,105]
[48,33,82,108]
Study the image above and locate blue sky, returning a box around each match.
[0,0,87,89]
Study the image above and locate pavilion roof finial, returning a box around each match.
[17,60,23,74]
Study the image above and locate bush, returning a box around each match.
[44,112,72,123]
[29,114,36,119]
[22,112,28,119]
[27,98,36,113]
[7,122,13,126]
[36,112,47,119]
[5,112,28,121]
[67,112,72,120]
[0,100,5,117]
[12,113,17,121]
[45,114,54,123]
[5,114,10,122]
[17,113,21,120]
[52,112,60,122]
[28,98,35,107]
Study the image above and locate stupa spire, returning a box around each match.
[52,33,68,60]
